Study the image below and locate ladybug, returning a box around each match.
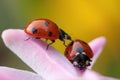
[64,39,93,70]
[24,18,72,49]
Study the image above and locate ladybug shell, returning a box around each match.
[24,18,59,40]
[64,40,93,60]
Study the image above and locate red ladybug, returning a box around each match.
[24,18,71,49]
[64,39,93,70]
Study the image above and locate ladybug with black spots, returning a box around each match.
[64,39,93,70]
[24,18,72,49]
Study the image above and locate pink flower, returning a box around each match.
[1,29,119,80]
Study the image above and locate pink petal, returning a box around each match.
[0,66,44,80]
[1,29,118,80]
[88,37,106,69]
[2,29,79,80]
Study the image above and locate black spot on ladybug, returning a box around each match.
[48,32,53,37]
[32,28,37,34]
[45,21,49,27]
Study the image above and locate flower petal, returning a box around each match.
[88,37,106,68]
[0,66,45,80]
[2,29,119,80]
[2,29,79,80]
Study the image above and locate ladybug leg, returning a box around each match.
[63,40,67,47]
[24,37,31,41]
[25,37,41,41]
[46,40,55,50]
[45,39,48,42]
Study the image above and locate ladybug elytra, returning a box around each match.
[24,18,72,49]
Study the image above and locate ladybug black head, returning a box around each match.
[58,28,72,47]
[59,28,72,41]
[71,52,92,70]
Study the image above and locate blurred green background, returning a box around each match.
[0,0,120,78]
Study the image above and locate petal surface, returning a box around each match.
[2,29,78,80]
[88,37,106,68]
[1,29,118,80]
[0,66,44,80]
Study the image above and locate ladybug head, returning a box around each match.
[71,50,92,70]
[59,28,72,41]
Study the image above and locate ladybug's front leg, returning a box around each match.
[25,37,40,41]
[46,40,55,50]
[62,40,67,47]
[24,37,31,41]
